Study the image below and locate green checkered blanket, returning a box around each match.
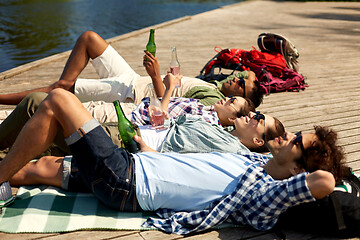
[0,185,155,233]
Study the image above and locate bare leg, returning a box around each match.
[0,88,93,183]
[10,156,63,188]
[0,31,109,105]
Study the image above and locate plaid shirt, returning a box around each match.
[142,152,315,235]
[129,97,220,126]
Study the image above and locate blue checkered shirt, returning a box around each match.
[129,97,220,126]
[142,152,315,235]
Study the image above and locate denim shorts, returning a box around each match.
[65,118,141,212]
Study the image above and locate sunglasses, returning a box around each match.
[236,77,246,98]
[229,96,236,104]
[251,111,266,141]
[292,131,306,167]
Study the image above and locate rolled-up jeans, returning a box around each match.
[65,118,141,212]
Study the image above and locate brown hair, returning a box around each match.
[235,98,256,118]
[253,117,285,153]
[300,125,347,184]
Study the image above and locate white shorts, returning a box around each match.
[75,45,140,103]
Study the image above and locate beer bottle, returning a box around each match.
[113,100,140,153]
[146,29,156,57]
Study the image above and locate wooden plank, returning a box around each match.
[0,0,359,239]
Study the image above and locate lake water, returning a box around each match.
[0,0,240,73]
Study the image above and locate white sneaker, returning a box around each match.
[0,181,15,208]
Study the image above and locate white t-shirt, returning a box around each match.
[138,125,169,152]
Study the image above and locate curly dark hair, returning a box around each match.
[299,125,347,184]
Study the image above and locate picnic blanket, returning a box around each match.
[0,185,238,234]
[0,185,155,233]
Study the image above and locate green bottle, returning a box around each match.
[146,29,156,57]
[113,100,140,153]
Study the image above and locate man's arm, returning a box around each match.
[306,170,335,199]
[143,51,165,97]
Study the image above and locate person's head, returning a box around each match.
[266,126,346,182]
[220,71,264,108]
[213,96,255,126]
[232,111,285,152]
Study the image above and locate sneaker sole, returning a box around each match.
[0,196,15,208]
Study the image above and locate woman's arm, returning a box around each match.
[161,73,182,112]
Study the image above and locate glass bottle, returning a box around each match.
[113,100,140,153]
[146,29,156,57]
[169,46,180,76]
[147,83,166,128]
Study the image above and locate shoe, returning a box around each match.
[0,181,15,208]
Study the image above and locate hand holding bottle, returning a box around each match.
[134,135,158,153]
[163,73,182,93]
[143,50,161,80]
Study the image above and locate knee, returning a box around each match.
[45,89,71,110]
[78,31,102,45]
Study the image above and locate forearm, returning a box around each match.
[161,87,175,112]
[151,75,165,97]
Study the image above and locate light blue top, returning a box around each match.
[133,151,261,211]
[160,115,250,153]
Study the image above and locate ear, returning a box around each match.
[289,166,305,176]
[252,137,265,147]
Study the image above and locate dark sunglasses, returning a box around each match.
[292,131,306,167]
[252,111,266,141]
[236,77,246,98]
[229,96,237,104]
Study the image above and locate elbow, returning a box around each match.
[307,170,335,199]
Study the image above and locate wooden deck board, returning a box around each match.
[0,0,360,239]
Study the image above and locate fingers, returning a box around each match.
[134,135,156,152]
[175,74,183,80]
[143,51,157,67]
[134,135,145,146]
[143,50,156,62]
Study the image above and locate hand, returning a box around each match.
[163,73,182,90]
[143,51,161,79]
[134,135,158,152]
[163,73,176,90]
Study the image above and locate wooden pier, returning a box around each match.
[0,0,360,239]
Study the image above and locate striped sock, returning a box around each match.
[0,181,12,201]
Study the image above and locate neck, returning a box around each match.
[263,158,290,180]
[231,130,257,150]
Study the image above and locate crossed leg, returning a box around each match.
[0,31,109,105]
[0,88,93,183]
